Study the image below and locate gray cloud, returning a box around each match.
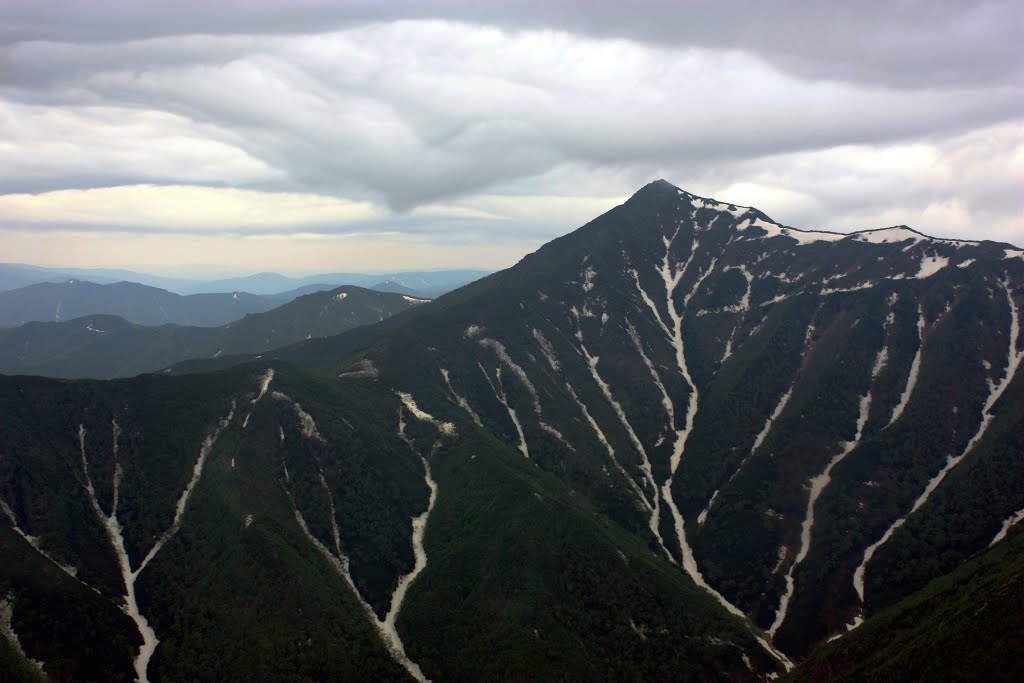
[1,22,1020,210]
[0,0,1020,256]
[1,1,1019,89]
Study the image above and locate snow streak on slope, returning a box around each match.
[720,266,753,362]
[79,403,235,683]
[627,322,675,435]
[397,392,456,437]
[577,338,670,558]
[0,495,79,579]
[440,368,482,426]
[253,369,274,403]
[698,389,793,528]
[990,508,1024,547]
[244,368,275,428]
[283,395,449,683]
[565,380,652,501]
[529,326,663,543]
[700,306,825,530]
[291,496,431,683]
[640,231,717,575]
[382,454,437,667]
[853,279,1023,610]
[479,337,568,445]
[886,307,925,428]
[532,329,561,372]
[1,594,45,674]
[769,344,885,637]
[632,227,791,670]
[478,364,529,458]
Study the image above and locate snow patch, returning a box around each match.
[0,595,45,674]
[915,255,949,279]
[339,358,380,379]
[851,227,924,245]
[721,265,754,314]
[0,496,79,579]
[397,392,456,437]
[581,265,597,292]
[252,368,274,404]
[886,307,925,427]
[479,365,529,457]
[740,217,845,244]
[532,329,560,371]
[381,457,437,664]
[440,368,482,427]
[990,508,1024,547]
[293,402,326,443]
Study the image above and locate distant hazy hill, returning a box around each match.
[0,280,279,328]
[369,279,421,296]
[0,286,426,378]
[189,270,487,297]
[0,264,490,298]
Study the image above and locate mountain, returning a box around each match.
[0,287,427,379]
[0,264,203,294]
[174,270,490,297]
[370,280,424,297]
[1,180,1021,681]
[0,264,80,293]
[0,265,491,298]
[0,281,281,328]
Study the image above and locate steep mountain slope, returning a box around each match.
[266,179,1023,658]
[0,281,280,328]
[0,287,426,379]
[786,525,1024,682]
[0,362,780,681]
[1,180,1021,680]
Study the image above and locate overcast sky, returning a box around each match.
[1,0,1021,274]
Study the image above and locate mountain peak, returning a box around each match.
[631,178,684,198]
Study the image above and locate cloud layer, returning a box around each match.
[0,1,1020,270]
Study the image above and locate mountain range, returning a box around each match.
[0,265,490,299]
[0,286,427,379]
[0,281,282,329]
[0,180,1021,682]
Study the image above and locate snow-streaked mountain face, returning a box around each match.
[0,180,1021,679]
[344,179,1024,657]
